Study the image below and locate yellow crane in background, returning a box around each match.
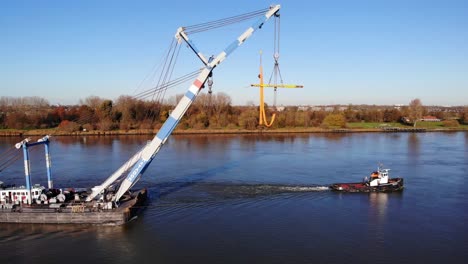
[250,12,302,127]
[251,50,303,127]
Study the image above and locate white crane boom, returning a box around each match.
[111,4,281,203]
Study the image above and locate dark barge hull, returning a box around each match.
[330,178,404,193]
[0,189,147,225]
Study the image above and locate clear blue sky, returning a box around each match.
[1,0,467,106]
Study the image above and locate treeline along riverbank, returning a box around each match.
[1,95,467,135]
[1,127,467,137]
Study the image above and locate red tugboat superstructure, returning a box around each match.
[330,165,404,192]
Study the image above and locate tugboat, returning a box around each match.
[330,165,404,192]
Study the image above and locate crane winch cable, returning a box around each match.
[0,152,22,173]
[131,37,182,96]
[0,146,18,162]
[151,39,178,104]
[184,8,267,29]
[184,8,268,34]
[132,70,201,101]
[140,41,184,123]
[0,144,39,173]
[152,41,182,104]
[267,14,283,107]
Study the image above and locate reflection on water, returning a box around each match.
[366,192,403,258]
[465,132,468,147]
[317,133,349,141]
[407,133,420,163]
[171,135,230,155]
[58,135,150,146]
[367,192,389,256]
[369,192,389,222]
[0,223,96,243]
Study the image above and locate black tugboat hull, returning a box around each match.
[330,178,404,193]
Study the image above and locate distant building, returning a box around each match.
[421,116,441,122]
[338,106,348,111]
[276,106,285,112]
[310,106,323,111]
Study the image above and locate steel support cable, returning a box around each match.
[277,15,281,57]
[267,15,282,107]
[132,70,201,101]
[0,155,21,173]
[132,39,199,99]
[70,73,196,127]
[184,8,267,34]
[135,69,200,99]
[152,39,177,102]
[184,8,267,29]
[131,39,179,96]
[154,42,181,104]
[148,41,179,122]
[0,150,20,166]
[132,77,199,110]
[273,14,277,58]
[132,71,200,101]
[76,109,96,123]
[0,151,22,171]
[139,39,178,122]
[61,109,97,130]
[157,43,182,106]
[186,14,264,34]
[0,147,17,161]
[0,145,39,173]
[151,39,179,102]
[152,41,178,102]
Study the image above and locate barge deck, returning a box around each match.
[0,189,147,225]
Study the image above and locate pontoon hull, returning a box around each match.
[0,189,147,225]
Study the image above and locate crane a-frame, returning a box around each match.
[86,5,282,204]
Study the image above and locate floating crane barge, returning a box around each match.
[0,5,281,225]
[0,136,148,225]
[0,188,148,225]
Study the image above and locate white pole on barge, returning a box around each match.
[38,136,53,189]
[19,140,33,204]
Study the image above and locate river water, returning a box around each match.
[0,132,467,264]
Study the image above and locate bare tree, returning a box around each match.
[211,92,232,126]
[461,106,468,124]
[408,98,424,127]
[80,96,104,109]
[194,93,211,110]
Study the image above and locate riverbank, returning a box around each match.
[1,126,467,137]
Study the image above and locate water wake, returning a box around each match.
[149,182,330,202]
